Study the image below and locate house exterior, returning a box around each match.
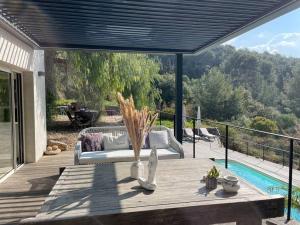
[0,19,47,181]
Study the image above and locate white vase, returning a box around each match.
[131,159,144,179]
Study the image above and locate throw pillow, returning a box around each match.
[103,134,130,150]
[81,132,103,152]
[101,133,113,149]
[149,130,169,149]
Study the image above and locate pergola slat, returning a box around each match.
[1,0,298,53]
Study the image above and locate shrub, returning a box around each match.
[276,114,297,130]
[159,107,175,120]
[155,119,174,129]
[250,116,278,133]
[54,98,75,106]
[46,91,56,122]
[235,115,251,127]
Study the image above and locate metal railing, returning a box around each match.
[158,111,300,221]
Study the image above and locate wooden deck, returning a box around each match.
[0,141,298,225]
[0,151,73,225]
[21,159,284,225]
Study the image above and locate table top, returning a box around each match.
[30,159,284,223]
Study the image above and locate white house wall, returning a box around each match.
[0,25,46,163]
[32,50,47,162]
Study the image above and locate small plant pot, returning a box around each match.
[206,177,217,190]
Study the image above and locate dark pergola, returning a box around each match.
[1,0,299,142]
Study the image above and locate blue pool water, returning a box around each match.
[215,159,300,221]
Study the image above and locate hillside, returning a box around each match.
[153,45,300,134]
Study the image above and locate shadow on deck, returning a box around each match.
[0,151,73,225]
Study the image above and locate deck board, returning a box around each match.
[0,151,73,225]
[22,159,284,225]
[0,141,296,225]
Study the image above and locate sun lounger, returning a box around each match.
[183,128,201,142]
[198,128,216,141]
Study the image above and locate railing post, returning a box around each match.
[283,151,285,166]
[262,146,265,161]
[287,139,294,221]
[159,112,162,126]
[173,114,176,137]
[225,125,228,169]
[246,141,249,156]
[193,118,195,158]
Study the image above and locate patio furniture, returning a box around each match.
[183,128,201,142]
[21,158,284,225]
[74,126,184,165]
[198,128,216,141]
[74,109,99,126]
[65,108,100,128]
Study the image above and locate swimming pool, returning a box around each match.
[215,159,300,221]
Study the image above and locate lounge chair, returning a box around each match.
[198,128,216,141]
[183,128,201,142]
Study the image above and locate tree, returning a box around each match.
[120,54,161,109]
[67,51,114,110]
[155,45,300,120]
[192,68,245,121]
[288,64,300,117]
[250,116,278,133]
[155,74,192,108]
[46,51,161,111]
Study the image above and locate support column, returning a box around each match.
[175,53,183,143]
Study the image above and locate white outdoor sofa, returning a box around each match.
[74,126,184,165]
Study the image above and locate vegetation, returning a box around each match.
[45,51,160,116]
[250,116,278,133]
[46,45,300,167]
[192,68,246,120]
[207,166,220,178]
[269,185,300,211]
[154,46,300,123]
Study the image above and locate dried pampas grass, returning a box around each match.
[117,93,158,160]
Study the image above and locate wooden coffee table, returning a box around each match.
[22,159,284,225]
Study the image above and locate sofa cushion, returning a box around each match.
[128,133,150,149]
[81,132,103,152]
[79,148,180,164]
[149,130,169,149]
[144,133,150,149]
[103,134,129,150]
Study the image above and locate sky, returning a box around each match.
[224,7,300,58]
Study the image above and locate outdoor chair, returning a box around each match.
[65,110,75,123]
[65,109,97,128]
[183,128,201,142]
[198,128,216,141]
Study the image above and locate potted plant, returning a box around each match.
[206,166,220,189]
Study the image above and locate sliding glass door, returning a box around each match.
[0,71,13,178]
[14,73,24,166]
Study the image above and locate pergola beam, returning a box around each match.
[175,53,183,143]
